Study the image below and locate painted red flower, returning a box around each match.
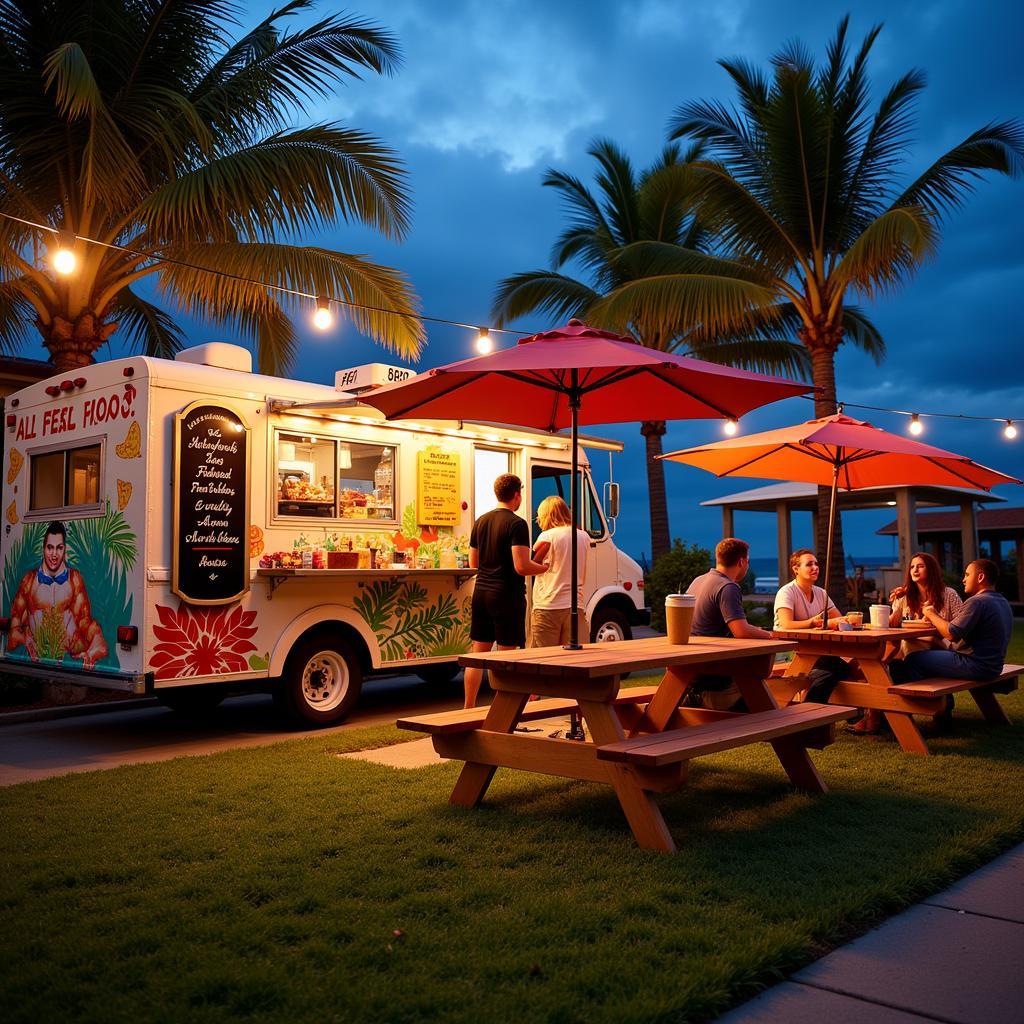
[149,603,258,680]
[419,527,438,544]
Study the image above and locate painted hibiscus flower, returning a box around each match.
[150,603,258,679]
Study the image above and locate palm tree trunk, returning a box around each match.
[810,346,846,605]
[641,420,670,563]
[36,312,117,371]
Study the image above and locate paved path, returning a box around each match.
[717,844,1024,1023]
[0,675,466,787]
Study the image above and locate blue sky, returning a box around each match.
[120,1,1024,564]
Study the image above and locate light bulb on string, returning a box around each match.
[312,296,333,331]
[475,327,493,354]
[723,418,739,436]
[1004,420,1018,440]
[50,230,77,275]
[909,413,923,436]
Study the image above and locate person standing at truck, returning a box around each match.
[463,474,548,708]
[529,495,589,648]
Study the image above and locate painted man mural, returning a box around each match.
[8,521,108,668]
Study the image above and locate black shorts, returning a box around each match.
[470,589,527,647]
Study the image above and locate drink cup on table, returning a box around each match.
[846,611,863,629]
[665,593,696,644]
[869,603,890,629]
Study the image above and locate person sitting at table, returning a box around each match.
[774,548,853,706]
[889,558,1012,689]
[529,495,589,648]
[684,537,772,711]
[857,551,966,734]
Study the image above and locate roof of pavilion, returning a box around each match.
[699,481,1007,513]
[877,506,1024,536]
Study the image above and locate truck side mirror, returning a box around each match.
[604,481,620,520]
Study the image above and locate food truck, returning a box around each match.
[0,342,648,725]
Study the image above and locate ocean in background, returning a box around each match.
[749,555,895,577]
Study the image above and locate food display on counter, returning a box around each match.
[280,477,333,503]
[256,528,470,572]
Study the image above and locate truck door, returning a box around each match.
[529,463,614,609]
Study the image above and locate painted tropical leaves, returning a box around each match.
[353,579,469,661]
[151,603,258,679]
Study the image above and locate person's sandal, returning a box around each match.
[850,710,881,735]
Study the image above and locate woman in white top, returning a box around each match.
[774,549,851,704]
[529,495,590,648]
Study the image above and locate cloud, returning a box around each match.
[625,0,751,44]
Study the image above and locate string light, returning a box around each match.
[475,327,493,354]
[50,230,77,275]
[722,417,739,436]
[312,296,333,331]
[908,413,923,436]
[1005,420,1018,440]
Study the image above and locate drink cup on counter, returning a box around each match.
[665,593,696,644]
[869,603,890,629]
[846,611,863,629]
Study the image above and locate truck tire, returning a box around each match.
[156,685,227,716]
[415,663,461,686]
[279,635,362,727]
[590,607,632,644]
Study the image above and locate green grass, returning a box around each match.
[3,631,1024,1023]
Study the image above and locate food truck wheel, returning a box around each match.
[281,637,362,726]
[590,607,631,644]
[415,663,461,686]
[156,685,227,715]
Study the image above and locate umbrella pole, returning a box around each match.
[566,373,583,651]
[823,461,839,610]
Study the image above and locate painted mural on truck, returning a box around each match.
[2,392,143,673]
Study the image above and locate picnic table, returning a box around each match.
[769,624,1019,755]
[398,636,855,853]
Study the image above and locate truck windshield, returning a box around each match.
[530,466,604,539]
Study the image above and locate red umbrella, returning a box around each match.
[363,320,811,646]
[662,413,1022,594]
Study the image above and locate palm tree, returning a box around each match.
[0,0,423,375]
[594,18,1024,598]
[492,138,807,562]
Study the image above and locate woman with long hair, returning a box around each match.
[529,495,590,648]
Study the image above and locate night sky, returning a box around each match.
[104,1,1024,565]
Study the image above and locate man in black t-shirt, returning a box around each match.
[463,473,548,708]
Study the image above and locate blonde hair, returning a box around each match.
[537,495,572,531]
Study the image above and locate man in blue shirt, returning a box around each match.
[890,558,1012,683]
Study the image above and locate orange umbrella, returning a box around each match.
[661,413,1021,592]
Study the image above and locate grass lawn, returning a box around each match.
[3,628,1024,1023]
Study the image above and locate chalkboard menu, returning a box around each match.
[172,403,251,604]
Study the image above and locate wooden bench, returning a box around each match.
[887,663,1020,726]
[397,685,661,736]
[597,703,857,767]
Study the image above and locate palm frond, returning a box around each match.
[840,305,886,363]
[891,121,1024,218]
[682,335,810,379]
[491,271,600,327]
[111,286,187,359]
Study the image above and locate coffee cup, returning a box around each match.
[665,593,696,644]
[869,603,890,629]
[846,611,863,629]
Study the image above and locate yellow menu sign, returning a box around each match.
[417,448,460,525]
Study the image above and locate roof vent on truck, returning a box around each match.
[334,363,414,393]
[174,343,253,373]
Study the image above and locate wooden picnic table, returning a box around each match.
[771,624,942,755]
[398,636,855,853]
[770,624,1020,755]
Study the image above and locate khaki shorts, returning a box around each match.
[529,608,589,648]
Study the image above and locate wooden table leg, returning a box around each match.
[859,660,931,756]
[579,698,676,853]
[971,687,1012,726]
[631,666,696,735]
[735,658,828,794]
[449,690,527,807]
[784,653,822,678]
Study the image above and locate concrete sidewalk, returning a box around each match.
[717,844,1024,1023]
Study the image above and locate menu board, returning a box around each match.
[417,448,460,526]
[173,403,251,604]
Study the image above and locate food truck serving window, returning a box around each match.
[274,430,396,522]
[28,443,102,513]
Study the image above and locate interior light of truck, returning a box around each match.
[0,617,10,633]
[116,625,138,647]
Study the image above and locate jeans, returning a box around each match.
[804,655,854,704]
[889,649,993,683]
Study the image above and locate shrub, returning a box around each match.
[646,540,712,631]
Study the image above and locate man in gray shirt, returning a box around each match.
[684,537,772,709]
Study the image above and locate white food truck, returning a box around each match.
[0,342,648,725]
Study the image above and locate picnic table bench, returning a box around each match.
[770,626,1018,753]
[398,636,856,853]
